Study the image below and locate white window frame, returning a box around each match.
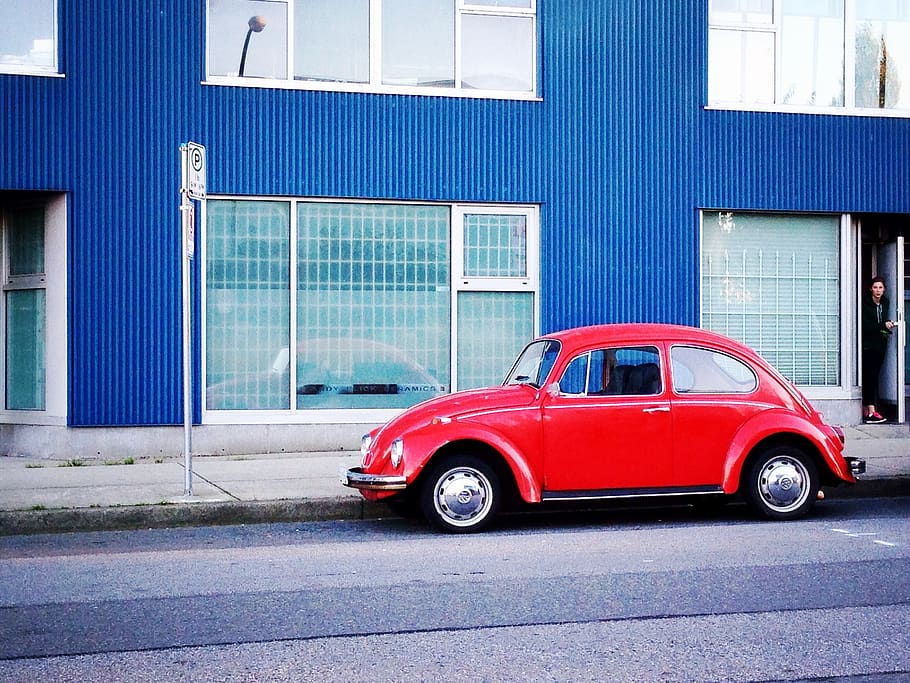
[451,204,540,391]
[201,198,540,425]
[204,0,539,100]
[0,195,68,425]
[707,0,910,117]
[0,0,60,77]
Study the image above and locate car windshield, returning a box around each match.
[502,340,561,388]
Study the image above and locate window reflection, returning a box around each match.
[855,1,910,109]
[0,0,56,73]
[208,0,288,79]
[294,0,369,83]
[462,14,534,91]
[780,3,844,106]
[382,0,454,87]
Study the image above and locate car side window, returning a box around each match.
[559,346,661,396]
[670,345,757,394]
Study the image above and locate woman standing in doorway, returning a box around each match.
[861,276,895,423]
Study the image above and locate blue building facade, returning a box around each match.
[3,1,910,458]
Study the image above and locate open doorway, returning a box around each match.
[861,215,909,425]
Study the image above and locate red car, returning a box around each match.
[341,324,865,533]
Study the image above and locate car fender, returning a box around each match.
[720,409,848,493]
[404,420,544,503]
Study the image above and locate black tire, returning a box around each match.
[744,445,818,520]
[420,455,500,533]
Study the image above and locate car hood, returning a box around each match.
[378,384,539,435]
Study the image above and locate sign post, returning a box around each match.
[179,142,206,496]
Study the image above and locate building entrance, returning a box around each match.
[861,216,910,425]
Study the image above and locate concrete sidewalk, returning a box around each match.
[0,425,908,535]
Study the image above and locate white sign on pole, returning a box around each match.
[182,141,207,200]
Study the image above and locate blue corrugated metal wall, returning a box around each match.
[1,1,908,426]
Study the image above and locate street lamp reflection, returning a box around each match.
[238,15,267,77]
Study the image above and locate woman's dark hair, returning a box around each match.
[870,276,886,289]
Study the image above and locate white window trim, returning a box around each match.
[201,197,540,425]
[0,194,68,425]
[204,0,539,101]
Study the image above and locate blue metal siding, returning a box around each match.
[701,110,910,213]
[0,1,908,426]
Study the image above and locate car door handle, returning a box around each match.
[642,406,670,413]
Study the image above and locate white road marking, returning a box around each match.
[831,528,900,547]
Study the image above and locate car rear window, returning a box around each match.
[670,345,757,394]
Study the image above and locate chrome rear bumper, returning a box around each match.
[845,457,866,477]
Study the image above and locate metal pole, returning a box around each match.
[181,193,193,497]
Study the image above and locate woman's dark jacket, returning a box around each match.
[862,292,892,353]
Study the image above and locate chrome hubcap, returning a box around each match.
[434,467,491,527]
[758,456,809,512]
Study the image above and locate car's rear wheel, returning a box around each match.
[745,445,818,520]
[420,456,500,533]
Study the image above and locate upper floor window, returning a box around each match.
[709,0,910,112]
[0,0,57,75]
[206,0,537,98]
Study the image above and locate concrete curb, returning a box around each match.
[0,478,906,537]
[0,498,391,536]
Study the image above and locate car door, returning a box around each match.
[540,345,674,492]
[668,344,762,486]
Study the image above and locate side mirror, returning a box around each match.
[546,382,560,398]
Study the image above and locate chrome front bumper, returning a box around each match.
[845,457,866,478]
[340,466,407,491]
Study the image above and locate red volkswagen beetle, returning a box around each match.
[341,324,865,533]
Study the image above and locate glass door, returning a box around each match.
[876,238,905,423]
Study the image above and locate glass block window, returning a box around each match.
[205,201,291,410]
[296,203,451,409]
[204,200,539,414]
[457,291,533,389]
[3,207,47,410]
[463,213,528,277]
[701,211,841,386]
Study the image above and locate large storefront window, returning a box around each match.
[205,199,538,414]
[701,211,841,386]
[709,0,910,111]
[206,0,537,97]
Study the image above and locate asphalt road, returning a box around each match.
[0,499,908,682]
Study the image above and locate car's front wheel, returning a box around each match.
[420,456,500,533]
[744,445,818,520]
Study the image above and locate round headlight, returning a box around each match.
[360,434,372,463]
[390,438,404,469]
